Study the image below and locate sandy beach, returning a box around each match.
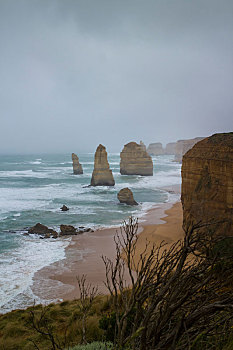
[32,196,183,303]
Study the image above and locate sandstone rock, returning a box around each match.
[147,142,164,155]
[120,142,153,176]
[164,142,176,155]
[181,133,233,236]
[72,153,83,174]
[60,224,77,235]
[117,188,138,206]
[174,137,205,163]
[28,223,57,236]
[140,141,146,152]
[60,205,69,211]
[91,144,115,186]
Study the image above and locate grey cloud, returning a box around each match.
[0,0,232,153]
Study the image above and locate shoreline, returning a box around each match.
[31,189,183,304]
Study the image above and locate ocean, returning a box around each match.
[0,153,181,313]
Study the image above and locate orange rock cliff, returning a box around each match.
[181,133,233,236]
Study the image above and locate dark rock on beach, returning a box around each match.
[60,224,77,236]
[28,223,57,236]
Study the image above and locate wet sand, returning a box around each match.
[32,198,183,303]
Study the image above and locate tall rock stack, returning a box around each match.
[120,142,153,176]
[72,153,83,174]
[91,144,115,186]
[181,133,233,236]
[174,137,205,163]
[164,142,176,155]
[147,142,164,155]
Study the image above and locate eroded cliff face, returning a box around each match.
[91,144,115,186]
[174,137,205,163]
[72,153,83,174]
[147,142,164,155]
[120,142,153,176]
[181,133,233,236]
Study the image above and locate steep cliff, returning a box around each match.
[72,153,83,174]
[147,142,164,155]
[164,142,176,155]
[120,142,153,176]
[174,137,205,162]
[91,144,115,186]
[181,133,233,236]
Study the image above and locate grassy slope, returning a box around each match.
[0,296,110,350]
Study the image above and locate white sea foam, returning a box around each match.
[0,170,49,178]
[29,161,42,165]
[0,234,71,313]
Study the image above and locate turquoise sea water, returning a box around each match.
[0,153,181,312]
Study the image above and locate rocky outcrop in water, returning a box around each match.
[181,133,233,236]
[72,153,83,174]
[174,137,205,163]
[117,188,138,206]
[120,142,153,176]
[91,144,115,186]
[147,142,164,155]
[60,205,69,211]
[28,223,58,238]
[164,142,176,155]
[60,224,77,235]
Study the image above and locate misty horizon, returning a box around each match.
[0,0,232,154]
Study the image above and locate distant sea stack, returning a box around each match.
[117,188,138,206]
[181,133,233,236]
[147,142,164,155]
[120,142,153,176]
[164,142,176,155]
[91,144,115,186]
[140,141,146,152]
[72,153,83,174]
[174,137,205,163]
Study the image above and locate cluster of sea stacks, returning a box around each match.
[31,133,233,237]
[147,137,205,163]
[72,141,153,205]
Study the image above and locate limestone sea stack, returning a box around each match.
[174,137,205,163]
[147,142,164,155]
[72,153,83,174]
[181,133,233,236]
[164,142,176,155]
[91,144,115,186]
[140,141,146,152]
[120,142,153,176]
[117,188,138,206]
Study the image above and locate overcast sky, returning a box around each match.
[0,0,232,154]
